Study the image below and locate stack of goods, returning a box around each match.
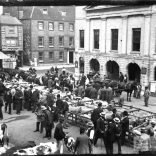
[13,142,58,155]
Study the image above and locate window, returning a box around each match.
[69,37,74,46]
[79,30,84,48]
[59,23,64,31]
[8,26,15,34]
[49,37,54,47]
[38,52,44,62]
[43,8,48,14]
[59,51,64,61]
[111,29,118,50]
[94,29,99,49]
[59,36,64,46]
[38,37,44,47]
[49,22,54,31]
[132,28,141,51]
[49,52,54,61]
[38,21,44,30]
[6,38,17,46]
[69,23,74,31]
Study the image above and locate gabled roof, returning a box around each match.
[21,6,75,22]
[0,15,22,25]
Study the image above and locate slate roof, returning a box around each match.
[0,15,22,25]
[21,6,75,22]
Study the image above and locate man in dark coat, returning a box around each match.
[27,85,33,111]
[74,127,92,154]
[91,103,103,129]
[24,86,29,109]
[4,88,12,114]
[99,85,107,101]
[54,94,64,122]
[47,78,52,89]
[31,88,40,112]
[62,98,69,129]
[80,73,86,87]
[42,106,54,140]
[89,86,98,99]
[85,84,92,98]
[14,86,23,115]
[121,111,129,145]
[0,97,3,120]
[119,72,124,83]
[46,89,55,111]
[94,112,107,149]
[54,118,65,154]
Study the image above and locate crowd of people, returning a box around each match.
[0,66,155,154]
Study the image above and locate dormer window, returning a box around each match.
[43,8,48,14]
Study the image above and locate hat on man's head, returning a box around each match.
[100,111,106,117]
[87,122,94,127]
[114,117,120,123]
[133,130,141,136]
[123,111,128,116]
[41,106,47,111]
[98,102,102,107]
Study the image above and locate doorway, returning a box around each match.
[69,51,73,64]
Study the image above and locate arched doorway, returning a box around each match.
[79,57,84,73]
[128,63,141,82]
[106,60,119,80]
[90,58,100,73]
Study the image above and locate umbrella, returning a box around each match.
[0,52,10,59]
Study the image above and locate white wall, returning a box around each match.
[0,6,3,15]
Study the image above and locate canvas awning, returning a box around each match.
[0,52,10,59]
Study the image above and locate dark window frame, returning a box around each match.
[69,36,74,46]
[49,37,54,47]
[111,29,118,51]
[38,52,44,62]
[49,51,54,61]
[69,23,74,31]
[59,23,64,31]
[94,29,99,49]
[48,22,54,31]
[132,28,141,52]
[59,51,64,61]
[59,36,64,46]
[80,30,84,48]
[38,21,44,30]
[38,36,44,47]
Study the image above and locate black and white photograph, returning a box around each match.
[0,0,156,155]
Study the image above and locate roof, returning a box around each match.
[21,6,75,22]
[0,15,22,25]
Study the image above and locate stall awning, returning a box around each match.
[0,52,10,59]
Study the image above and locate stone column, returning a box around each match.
[144,13,151,56]
[100,18,107,53]
[121,15,128,55]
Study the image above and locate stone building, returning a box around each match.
[75,5,156,90]
[3,6,75,65]
[0,14,23,68]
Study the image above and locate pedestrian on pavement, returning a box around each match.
[31,88,40,112]
[113,117,122,154]
[4,88,12,114]
[119,72,124,83]
[54,118,65,154]
[94,112,107,150]
[144,86,150,107]
[54,94,64,122]
[23,86,29,110]
[46,89,55,111]
[27,85,33,111]
[14,86,23,115]
[86,121,94,147]
[11,85,16,110]
[42,106,54,140]
[0,97,3,120]
[91,102,103,130]
[62,97,69,129]
[121,111,129,145]
[74,127,92,154]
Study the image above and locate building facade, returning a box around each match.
[3,6,75,65]
[75,5,156,90]
[0,14,23,68]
